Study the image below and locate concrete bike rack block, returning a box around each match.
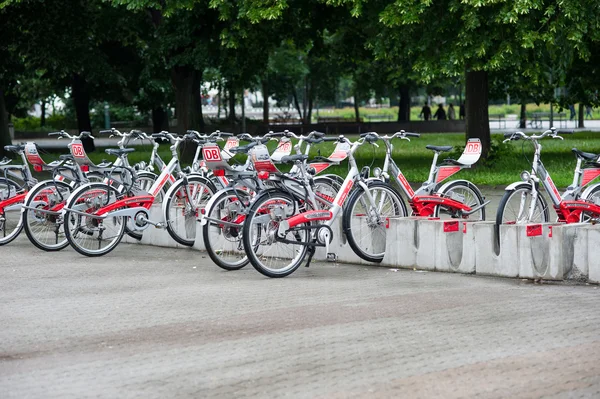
[193,222,206,251]
[472,222,519,278]
[434,220,477,274]
[382,218,436,270]
[314,217,367,265]
[121,205,185,249]
[587,227,600,283]
[517,223,574,281]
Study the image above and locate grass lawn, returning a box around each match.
[19,131,600,189]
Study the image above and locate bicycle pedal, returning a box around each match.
[326,253,337,262]
[154,222,166,229]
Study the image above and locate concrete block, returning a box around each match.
[193,220,206,252]
[473,222,519,277]
[121,205,184,249]
[381,218,437,270]
[314,216,366,264]
[434,220,477,274]
[588,227,600,283]
[517,223,571,280]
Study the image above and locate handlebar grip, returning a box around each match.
[218,132,233,137]
[48,132,63,136]
[311,131,325,137]
[322,137,339,142]
[267,132,285,137]
[558,129,574,134]
[260,137,271,144]
[151,133,166,138]
[98,130,113,134]
[504,133,515,138]
[404,132,420,138]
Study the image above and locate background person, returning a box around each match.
[419,103,432,121]
[447,103,456,120]
[433,104,447,120]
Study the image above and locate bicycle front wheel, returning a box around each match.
[343,181,407,263]
[64,183,126,257]
[242,190,310,278]
[496,184,549,225]
[203,188,252,270]
[163,175,216,247]
[23,180,73,251]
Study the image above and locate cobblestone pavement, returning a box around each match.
[1,236,599,398]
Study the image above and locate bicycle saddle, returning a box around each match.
[281,154,308,164]
[309,156,337,164]
[105,148,135,156]
[4,144,25,153]
[425,145,453,153]
[229,143,258,154]
[572,148,598,161]
[59,154,75,161]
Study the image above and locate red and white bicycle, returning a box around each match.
[497,128,600,226]
[362,131,488,220]
[241,133,408,278]
[62,132,216,256]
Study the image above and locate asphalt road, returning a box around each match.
[1,235,599,398]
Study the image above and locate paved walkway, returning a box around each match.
[1,236,599,398]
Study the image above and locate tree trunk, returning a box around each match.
[519,103,527,129]
[262,79,269,126]
[71,74,95,152]
[292,89,302,122]
[578,104,584,129]
[171,66,195,134]
[398,84,410,122]
[191,69,204,132]
[217,82,222,119]
[152,107,169,132]
[353,91,360,123]
[303,77,308,124]
[0,88,12,158]
[465,70,490,158]
[40,99,46,127]
[228,87,236,126]
[307,92,313,124]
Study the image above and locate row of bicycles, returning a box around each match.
[2,127,600,278]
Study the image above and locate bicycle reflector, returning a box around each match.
[81,165,89,172]
[520,171,530,182]
[213,169,225,176]
[33,165,43,172]
[258,171,270,180]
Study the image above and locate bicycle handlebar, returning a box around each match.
[503,127,572,143]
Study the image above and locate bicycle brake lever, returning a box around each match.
[502,139,511,144]
[552,135,564,140]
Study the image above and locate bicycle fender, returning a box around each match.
[581,182,600,199]
[437,179,484,197]
[504,181,533,192]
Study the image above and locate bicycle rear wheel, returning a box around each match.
[343,181,407,263]
[435,180,486,220]
[242,190,310,278]
[0,178,24,246]
[64,183,126,257]
[23,180,73,251]
[203,188,252,270]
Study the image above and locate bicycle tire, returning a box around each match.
[342,181,407,263]
[242,189,310,278]
[202,188,252,270]
[0,178,24,246]
[23,179,73,251]
[163,175,216,247]
[435,180,486,220]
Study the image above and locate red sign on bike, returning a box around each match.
[71,143,85,158]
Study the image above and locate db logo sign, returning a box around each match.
[225,139,239,149]
[465,140,481,154]
[277,142,292,152]
[71,143,85,158]
[203,147,222,161]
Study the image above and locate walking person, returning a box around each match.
[459,102,466,119]
[419,103,432,121]
[433,104,447,120]
[586,105,593,119]
[447,103,456,120]
[569,104,576,120]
